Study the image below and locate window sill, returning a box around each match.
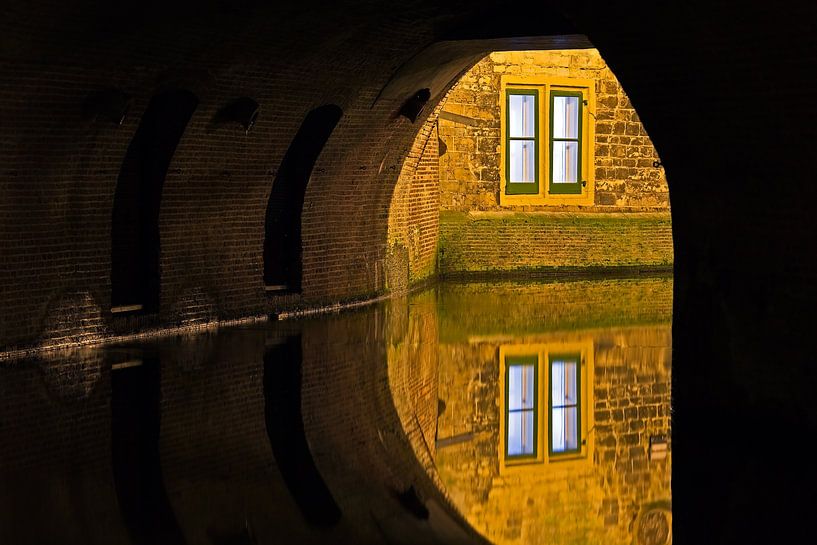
[264,285,301,297]
[264,284,290,292]
[499,191,594,207]
[110,304,144,314]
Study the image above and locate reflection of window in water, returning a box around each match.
[550,354,580,456]
[506,355,538,458]
[501,342,592,468]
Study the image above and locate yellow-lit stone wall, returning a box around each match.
[439,50,669,211]
[387,50,674,285]
[436,50,673,277]
[438,211,673,275]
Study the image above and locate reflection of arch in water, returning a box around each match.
[263,336,342,527]
[111,89,199,314]
[263,105,343,293]
[111,355,187,545]
[296,300,489,544]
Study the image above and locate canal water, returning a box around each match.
[0,277,672,545]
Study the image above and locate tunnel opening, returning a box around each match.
[111,89,199,315]
[263,104,343,294]
[388,47,672,286]
[384,44,674,545]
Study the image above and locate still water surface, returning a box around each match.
[0,278,672,545]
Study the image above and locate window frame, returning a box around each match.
[499,76,595,207]
[498,340,594,472]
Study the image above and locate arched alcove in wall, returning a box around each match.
[263,104,343,294]
[110,89,199,314]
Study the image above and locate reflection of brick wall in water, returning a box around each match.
[157,330,288,544]
[435,342,500,511]
[434,326,672,545]
[2,317,486,545]
[387,289,440,459]
[0,361,128,545]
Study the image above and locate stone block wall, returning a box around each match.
[435,50,673,277]
[439,50,669,212]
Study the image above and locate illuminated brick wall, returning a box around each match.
[388,117,442,289]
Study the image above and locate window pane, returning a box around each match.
[509,140,536,183]
[509,364,535,410]
[551,407,579,453]
[509,94,536,138]
[508,410,535,456]
[551,360,577,406]
[552,141,578,183]
[553,95,579,139]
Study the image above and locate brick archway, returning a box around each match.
[2,3,817,542]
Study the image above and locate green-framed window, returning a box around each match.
[548,353,581,455]
[548,90,583,195]
[505,355,538,458]
[505,89,539,195]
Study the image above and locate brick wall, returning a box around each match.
[439,211,673,275]
[387,115,442,289]
[0,3,444,351]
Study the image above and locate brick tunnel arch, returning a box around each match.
[2,2,817,543]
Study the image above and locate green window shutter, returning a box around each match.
[548,353,582,456]
[505,89,539,195]
[549,90,584,195]
[505,354,539,459]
